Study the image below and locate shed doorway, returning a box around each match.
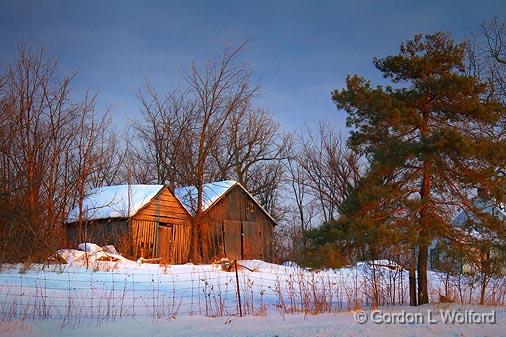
[158,223,173,263]
[222,220,263,260]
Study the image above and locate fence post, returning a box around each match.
[234,259,243,317]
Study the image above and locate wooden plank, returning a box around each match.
[140,202,189,211]
[136,208,191,217]
[143,211,190,218]
[242,221,261,259]
[133,214,190,224]
[131,219,157,259]
[223,220,242,260]
[158,225,172,263]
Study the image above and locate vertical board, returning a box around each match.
[158,225,173,263]
[132,220,191,263]
[223,220,242,260]
[200,185,276,262]
[242,221,264,260]
[131,219,157,258]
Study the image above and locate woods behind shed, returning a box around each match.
[66,181,276,263]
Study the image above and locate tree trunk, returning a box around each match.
[409,257,417,306]
[417,243,429,304]
[479,250,490,305]
[189,217,202,263]
[189,177,205,264]
[480,280,486,305]
[417,114,431,305]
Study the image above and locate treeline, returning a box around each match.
[0,18,505,307]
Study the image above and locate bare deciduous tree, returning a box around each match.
[0,45,116,262]
[297,123,362,223]
[132,84,198,187]
[130,42,265,262]
[212,107,290,216]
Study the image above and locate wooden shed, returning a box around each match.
[66,185,193,263]
[67,180,277,263]
[174,180,277,261]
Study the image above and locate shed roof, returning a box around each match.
[67,180,277,225]
[173,180,236,214]
[66,185,165,222]
[174,180,277,225]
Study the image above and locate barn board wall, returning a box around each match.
[131,187,192,262]
[201,185,275,262]
[66,185,274,264]
[134,187,192,225]
[66,219,129,249]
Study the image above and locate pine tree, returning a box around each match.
[332,33,506,305]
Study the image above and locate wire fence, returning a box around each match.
[0,261,505,324]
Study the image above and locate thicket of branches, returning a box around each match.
[0,46,120,262]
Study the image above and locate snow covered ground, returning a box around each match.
[0,250,415,320]
[1,305,505,337]
[0,248,504,336]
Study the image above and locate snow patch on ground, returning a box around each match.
[76,243,102,253]
[1,305,504,337]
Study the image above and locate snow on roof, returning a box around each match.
[67,185,164,223]
[173,180,237,215]
[67,180,277,225]
[174,180,278,225]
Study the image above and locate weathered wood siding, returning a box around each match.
[131,187,192,263]
[66,184,275,264]
[66,219,129,249]
[201,185,274,262]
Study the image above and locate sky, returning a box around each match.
[1,0,505,133]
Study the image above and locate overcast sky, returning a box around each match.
[1,1,505,132]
